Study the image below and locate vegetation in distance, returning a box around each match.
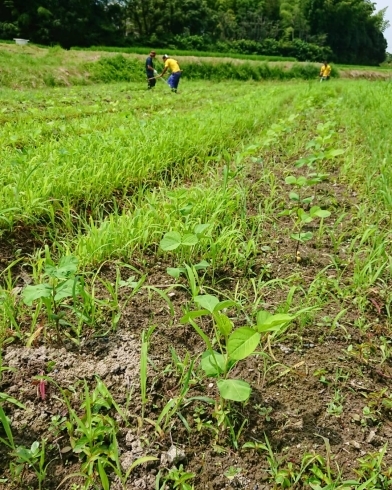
[0,0,389,65]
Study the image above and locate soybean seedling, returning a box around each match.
[281,175,331,259]
[181,294,294,404]
[22,253,82,342]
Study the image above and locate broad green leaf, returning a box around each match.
[194,260,209,270]
[214,299,237,312]
[285,176,296,185]
[257,310,272,326]
[296,176,307,187]
[297,208,312,223]
[326,148,345,158]
[257,313,294,332]
[301,196,314,204]
[180,309,210,324]
[194,224,210,236]
[291,232,313,242]
[201,351,226,377]
[214,313,233,337]
[194,294,220,313]
[160,231,181,251]
[289,192,299,201]
[181,234,199,246]
[311,208,331,219]
[45,255,78,280]
[22,284,52,305]
[166,267,184,279]
[227,327,260,361]
[217,379,251,402]
[54,278,81,301]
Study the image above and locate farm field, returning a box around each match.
[0,76,392,490]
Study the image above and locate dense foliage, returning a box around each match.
[0,0,389,64]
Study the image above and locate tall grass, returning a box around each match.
[0,81,300,229]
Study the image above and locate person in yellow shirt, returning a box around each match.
[159,54,182,93]
[319,61,331,82]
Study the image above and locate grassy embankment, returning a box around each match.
[0,42,332,89]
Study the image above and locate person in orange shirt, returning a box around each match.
[319,61,332,81]
[159,54,182,93]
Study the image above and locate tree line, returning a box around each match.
[0,0,389,64]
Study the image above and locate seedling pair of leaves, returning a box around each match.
[282,175,331,244]
[22,255,81,340]
[160,224,211,252]
[181,295,293,402]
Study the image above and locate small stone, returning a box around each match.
[161,445,186,466]
[367,430,376,444]
[351,441,361,449]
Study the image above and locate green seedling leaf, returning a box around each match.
[296,176,307,187]
[54,278,80,301]
[22,284,52,305]
[295,158,307,168]
[166,267,185,279]
[180,309,210,324]
[289,192,299,201]
[179,204,193,215]
[194,294,220,313]
[310,207,331,218]
[285,176,297,185]
[217,379,251,402]
[160,231,181,251]
[214,299,237,312]
[227,327,261,361]
[301,196,314,204]
[326,148,345,158]
[297,208,312,223]
[214,313,233,337]
[45,255,78,279]
[291,232,313,242]
[257,310,272,325]
[181,233,199,246]
[119,276,138,288]
[201,351,226,377]
[194,224,210,236]
[257,313,294,332]
[194,260,209,270]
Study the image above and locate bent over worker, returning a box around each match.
[319,61,331,82]
[159,54,182,93]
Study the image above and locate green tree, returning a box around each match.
[304,0,387,64]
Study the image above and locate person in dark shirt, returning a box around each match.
[145,51,156,89]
